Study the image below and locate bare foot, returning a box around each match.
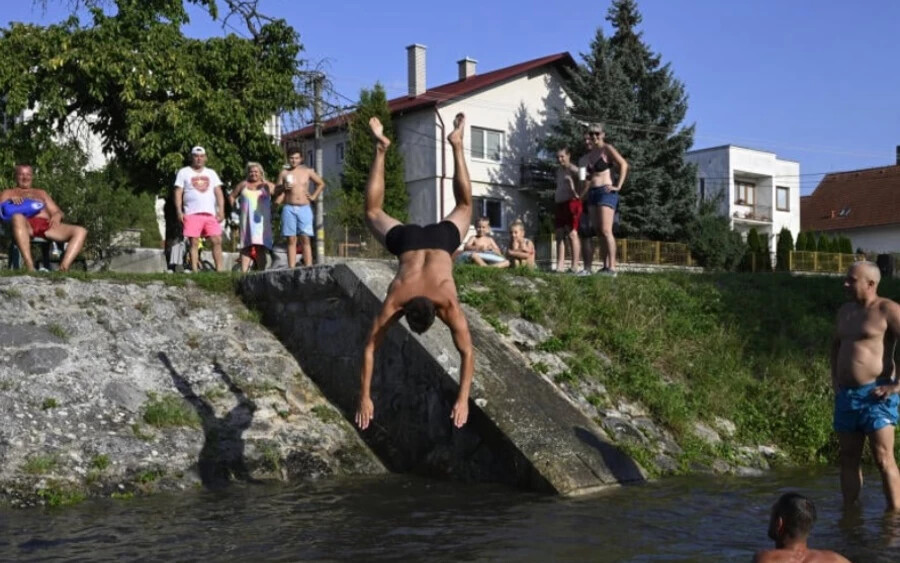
[368,117,391,150]
[448,112,465,146]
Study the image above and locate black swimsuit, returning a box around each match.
[384,221,461,257]
[586,154,610,174]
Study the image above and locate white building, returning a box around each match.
[284,46,574,243]
[684,145,801,249]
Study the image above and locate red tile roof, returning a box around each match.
[283,52,575,141]
[801,164,900,232]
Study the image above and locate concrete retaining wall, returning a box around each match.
[238,260,644,495]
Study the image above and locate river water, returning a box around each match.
[1,467,897,562]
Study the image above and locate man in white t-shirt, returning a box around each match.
[173,146,226,272]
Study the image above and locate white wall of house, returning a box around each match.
[822,225,900,254]
[438,68,569,240]
[686,145,800,249]
[303,65,570,247]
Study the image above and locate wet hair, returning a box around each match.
[476,216,491,227]
[509,218,525,233]
[772,493,816,539]
[286,147,302,158]
[403,296,436,334]
[557,147,570,155]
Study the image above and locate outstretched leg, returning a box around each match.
[444,113,473,241]
[365,117,402,246]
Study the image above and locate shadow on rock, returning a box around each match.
[574,426,645,485]
[158,352,258,489]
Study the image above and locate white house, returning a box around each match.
[800,149,900,253]
[284,45,574,244]
[684,145,801,248]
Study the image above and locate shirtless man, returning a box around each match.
[274,149,325,267]
[832,261,900,511]
[1,164,87,271]
[754,493,850,563]
[355,114,473,430]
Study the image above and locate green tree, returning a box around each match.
[747,228,761,254]
[776,227,794,271]
[0,0,305,193]
[794,231,806,251]
[816,234,830,253]
[839,235,853,254]
[340,83,407,223]
[686,198,745,271]
[804,232,818,252]
[24,140,161,258]
[547,0,696,241]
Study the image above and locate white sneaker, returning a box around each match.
[575,270,591,277]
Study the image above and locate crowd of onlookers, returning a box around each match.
[3,121,629,275]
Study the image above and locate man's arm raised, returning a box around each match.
[355,300,403,430]
[441,303,474,428]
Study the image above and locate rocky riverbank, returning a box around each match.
[0,275,383,508]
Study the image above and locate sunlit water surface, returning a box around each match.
[1,468,897,561]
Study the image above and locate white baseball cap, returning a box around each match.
[191,146,206,155]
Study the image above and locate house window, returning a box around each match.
[336,142,344,163]
[776,186,789,211]
[735,181,755,206]
[471,127,504,161]
[699,178,706,201]
[472,197,503,229]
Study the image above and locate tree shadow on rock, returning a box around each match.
[158,352,258,489]
[574,426,645,485]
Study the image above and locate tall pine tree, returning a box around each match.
[548,0,696,240]
[341,83,408,222]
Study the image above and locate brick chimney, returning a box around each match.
[406,44,426,97]
[457,57,477,80]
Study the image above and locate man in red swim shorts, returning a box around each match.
[0,164,88,272]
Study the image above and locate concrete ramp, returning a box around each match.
[238,260,644,496]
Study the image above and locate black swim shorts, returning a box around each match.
[384,221,461,257]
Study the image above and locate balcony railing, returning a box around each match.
[732,202,773,223]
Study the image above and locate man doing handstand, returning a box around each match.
[355,114,474,430]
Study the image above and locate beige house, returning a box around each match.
[284,46,575,246]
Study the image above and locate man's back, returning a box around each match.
[754,547,850,562]
[392,249,457,308]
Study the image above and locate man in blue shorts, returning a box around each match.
[275,149,325,267]
[832,261,900,511]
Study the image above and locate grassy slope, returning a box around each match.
[454,266,900,472]
[6,267,896,472]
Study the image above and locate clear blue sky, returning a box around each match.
[7,0,900,194]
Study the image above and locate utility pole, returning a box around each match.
[313,73,325,264]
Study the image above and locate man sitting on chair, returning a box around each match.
[0,164,88,272]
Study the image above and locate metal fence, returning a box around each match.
[789,251,864,274]
[616,239,694,266]
[542,234,694,267]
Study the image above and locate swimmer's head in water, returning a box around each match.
[768,492,816,541]
[404,296,436,334]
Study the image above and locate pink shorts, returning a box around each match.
[183,213,222,238]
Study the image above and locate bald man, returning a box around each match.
[1,164,87,271]
[832,261,900,511]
